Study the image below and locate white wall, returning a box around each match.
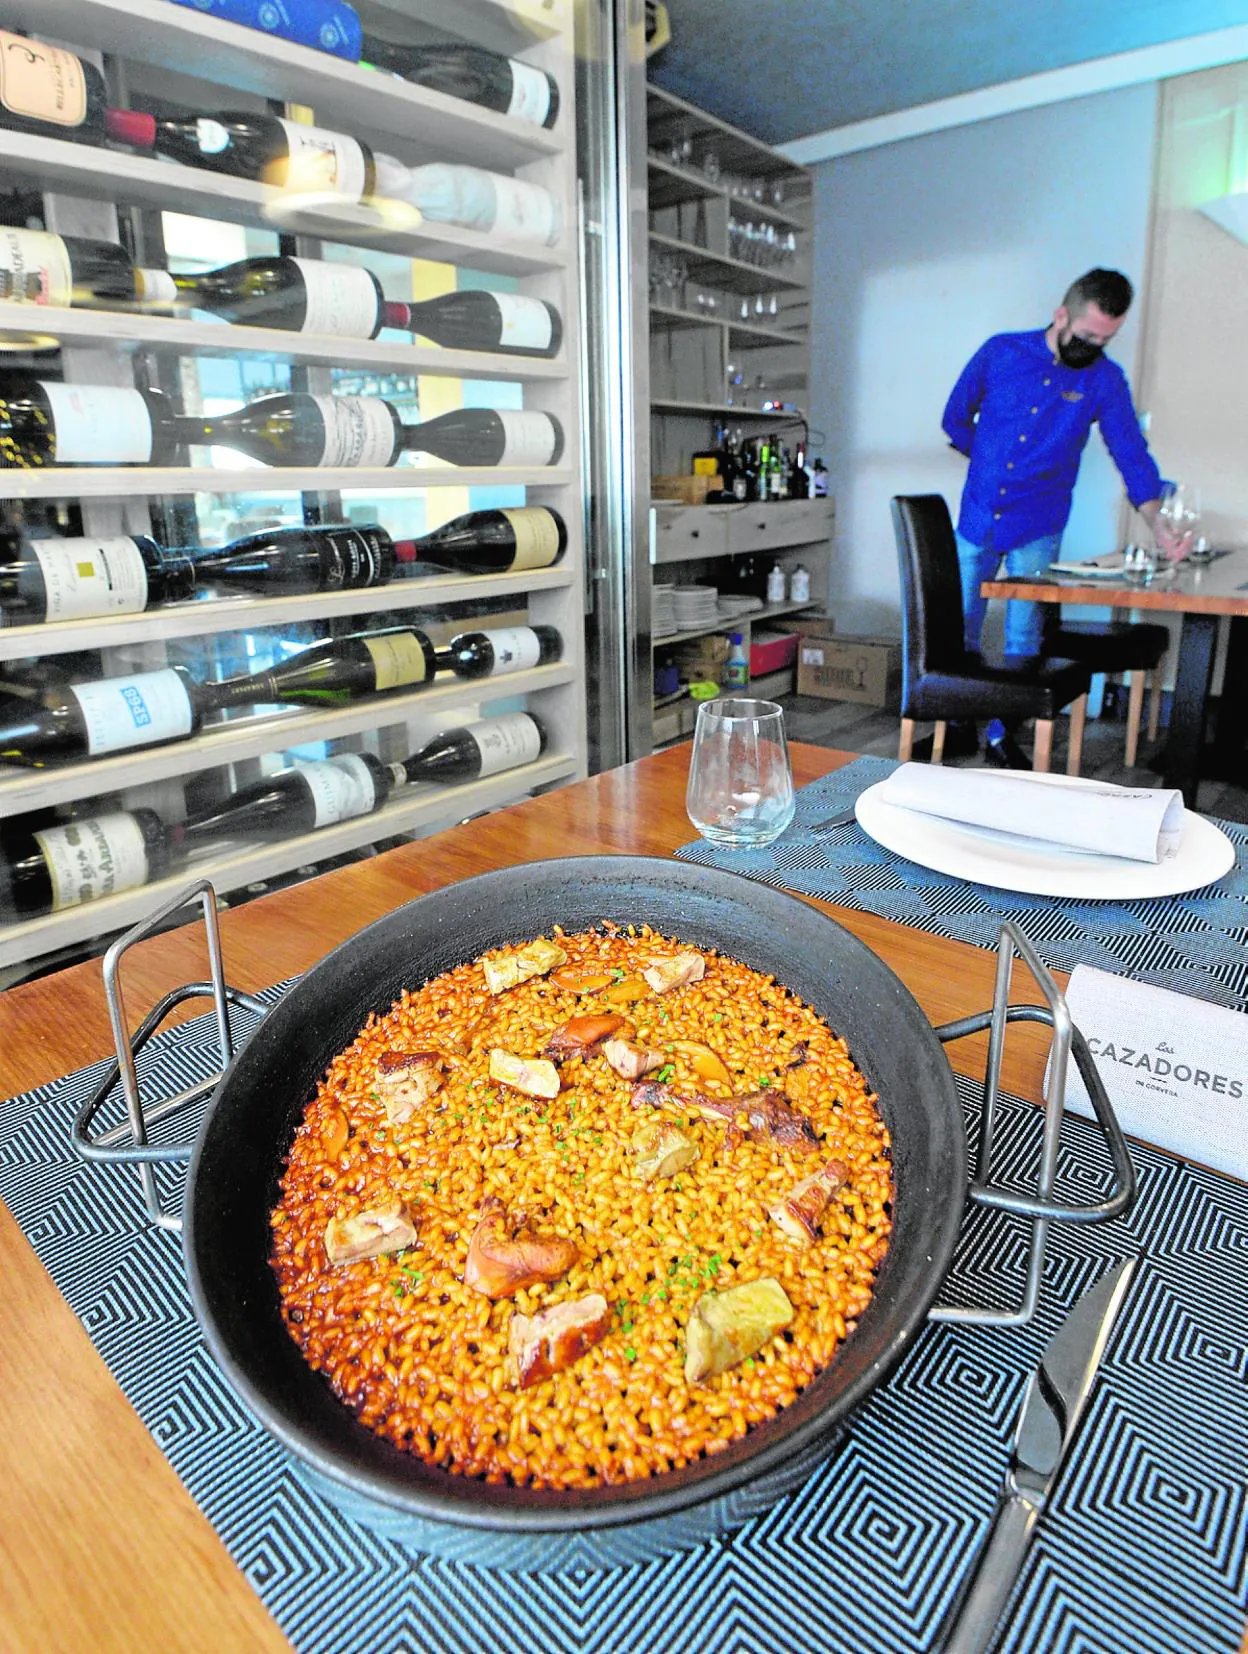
[808,86,1159,635]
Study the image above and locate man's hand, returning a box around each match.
[1139,499,1193,563]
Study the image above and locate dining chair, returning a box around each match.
[1040,613,1168,768]
[891,495,1092,774]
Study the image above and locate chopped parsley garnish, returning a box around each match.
[655,1063,675,1083]
[623,1345,637,1362]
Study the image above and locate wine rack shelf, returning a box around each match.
[0,566,575,663]
[4,0,561,169]
[649,304,802,351]
[0,748,576,970]
[0,302,566,381]
[650,399,799,420]
[646,158,809,231]
[649,231,806,297]
[1,464,575,502]
[0,133,568,278]
[0,661,576,814]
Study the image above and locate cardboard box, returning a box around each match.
[652,473,722,505]
[796,631,902,708]
[749,630,799,676]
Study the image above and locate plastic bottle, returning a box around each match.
[766,564,786,604]
[788,565,810,604]
[811,458,829,498]
[724,631,749,687]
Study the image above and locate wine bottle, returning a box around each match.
[0,533,194,624]
[398,408,563,467]
[179,391,401,467]
[388,289,561,357]
[396,712,547,784]
[208,625,438,709]
[0,666,202,765]
[0,378,182,468]
[440,624,562,679]
[360,36,558,129]
[0,227,155,309]
[0,30,108,144]
[181,752,393,844]
[165,0,363,61]
[373,155,562,247]
[395,506,566,574]
[105,106,375,201]
[0,807,171,919]
[189,522,395,593]
[142,255,387,338]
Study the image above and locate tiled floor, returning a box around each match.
[777,691,1248,824]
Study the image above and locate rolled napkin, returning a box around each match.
[879,764,1185,863]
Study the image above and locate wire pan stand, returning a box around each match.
[73,887,1136,1326]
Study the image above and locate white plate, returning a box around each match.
[1048,559,1128,578]
[854,772,1236,899]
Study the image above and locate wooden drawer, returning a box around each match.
[726,499,834,555]
[650,504,731,564]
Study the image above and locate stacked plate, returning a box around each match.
[653,584,677,639]
[673,585,720,631]
[718,593,765,619]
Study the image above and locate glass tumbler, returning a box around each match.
[686,698,795,848]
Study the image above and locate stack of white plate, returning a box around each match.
[718,593,765,619]
[673,585,720,631]
[653,584,677,639]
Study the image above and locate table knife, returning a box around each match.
[942,1254,1139,1654]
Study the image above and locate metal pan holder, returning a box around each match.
[71,880,270,1234]
[928,920,1135,1328]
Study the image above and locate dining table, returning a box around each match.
[982,547,1248,807]
[0,741,1244,1654]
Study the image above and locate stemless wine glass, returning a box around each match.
[686,698,796,848]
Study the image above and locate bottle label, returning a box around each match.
[171,0,362,61]
[310,395,395,467]
[0,31,88,127]
[470,713,542,777]
[291,259,379,338]
[40,382,155,465]
[276,118,368,202]
[506,60,552,127]
[495,410,558,467]
[299,755,377,828]
[364,633,428,691]
[33,536,149,619]
[478,626,541,674]
[494,292,554,352]
[323,526,387,587]
[491,176,560,246]
[500,508,561,571]
[0,228,72,306]
[70,669,194,756]
[36,812,150,911]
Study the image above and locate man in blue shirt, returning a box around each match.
[939,268,1186,764]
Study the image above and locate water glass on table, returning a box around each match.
[686,698,796,847]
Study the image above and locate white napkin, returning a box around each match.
[1056,966,1248,1181]
[879,764,1185,863]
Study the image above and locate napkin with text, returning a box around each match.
[879,764,1184,862]
[1057,965,1248,1180]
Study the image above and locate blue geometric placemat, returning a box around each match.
[2,1001,1245,1654]
[676,757,1248,1013]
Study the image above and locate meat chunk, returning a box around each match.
[684,1279,794,1383]
[375,1050,445,1124]
[482,937,567,995]
[642,951,706,995]
[464,1195,578,1299]
[768,1159,850,1246]
[631,1121,699,1182]
[543,1014,629,1061]
[488,1048,561,1100]
[630,1079,819,1151]
[509,1293,611,1388]
[324,1201,418,1266]
[602,1038,666,1080]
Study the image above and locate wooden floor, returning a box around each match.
[777,689,1248,824]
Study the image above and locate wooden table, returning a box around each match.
[0,744,1120,1653]
[982,549,1248,806]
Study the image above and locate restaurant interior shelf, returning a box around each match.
[3,465,576,503]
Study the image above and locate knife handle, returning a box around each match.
[941,1492,1041,1654]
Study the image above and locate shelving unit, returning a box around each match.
[0,0,587,982]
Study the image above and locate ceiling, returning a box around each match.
[647,0,1248,144]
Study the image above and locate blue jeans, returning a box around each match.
[956,531,1062,661]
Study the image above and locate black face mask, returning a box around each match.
[1058,332,1104,369]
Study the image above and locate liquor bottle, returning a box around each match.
[188,522,395,593]
[179,391,401,467]
[144,255,387,338]
[0,378,183,468]
[166,0,362,61]
[208,625,438,708]
[0,532,194,624]
[398,407,563,467]
[105,106,375,201]
[396,712,546,784]
[0,29,108,144]
[360,36,558,129]
[180,752,394,844]
[388,290,561,357]
[0,665,202,765]
[373,155,562,247]
[0,227,155,309]
[439,624,562,679]
[394,505,566,574]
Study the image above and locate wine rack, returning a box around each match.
[0,0,587,981]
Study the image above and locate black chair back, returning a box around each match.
[892,495,965,711]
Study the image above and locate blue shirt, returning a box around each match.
[942,328,1163,553]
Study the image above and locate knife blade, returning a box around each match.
[942,1254,1139,1654]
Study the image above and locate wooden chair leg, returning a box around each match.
[1065,694,1087,776]
[1033,718,1054,773]
[931,720,947,764]
[1124,670,1146,768]
[1147,665,1163,744]
[898,718,916,761]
